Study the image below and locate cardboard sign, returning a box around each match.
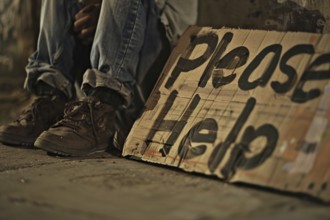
[123,27,330,201]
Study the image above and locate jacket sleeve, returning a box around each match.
[155,0,198,46]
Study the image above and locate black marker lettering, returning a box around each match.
[212,46,250,88]
[178,118,218,160]
[208,98,256,173]
[272,44,314,94]
[157,95,201,157]
[199,32,233,87]
[292,53,330,103]
[221,124,278,179]
[165,33,219,89]
[239,44,282,90]
[145,90,178,154]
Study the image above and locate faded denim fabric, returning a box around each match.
[25,0,80,99]
[25,0,198,106]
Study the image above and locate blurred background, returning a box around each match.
[0,0,329,108]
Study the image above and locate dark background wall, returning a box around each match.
[198,0,330,33]
[0,0,329,78]
[0,0,40,77]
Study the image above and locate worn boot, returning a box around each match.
[34,95,117,156]
[0,95,67,147]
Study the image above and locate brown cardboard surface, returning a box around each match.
[123,27,330,201]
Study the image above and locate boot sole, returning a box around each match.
[34,138,107,157]
[0,133,36,147]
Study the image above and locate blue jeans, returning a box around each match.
[25,0,166,106]
[25,0,198,105]
[24,0,197,148]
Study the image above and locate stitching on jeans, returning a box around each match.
[116,0,142,79]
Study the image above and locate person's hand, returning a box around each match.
[74,1,102,43]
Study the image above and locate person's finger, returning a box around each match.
[75,4,95,20]
[78,25,97,40]
[73,15,91,32]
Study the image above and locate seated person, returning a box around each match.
[0,0,198,156]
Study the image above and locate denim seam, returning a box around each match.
[115,0,142,79]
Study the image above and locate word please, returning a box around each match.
[165,32,330,103]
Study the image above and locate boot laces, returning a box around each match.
[16,97,49,125]
[57,99,99,143]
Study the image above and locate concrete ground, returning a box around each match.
[0,77,330,220]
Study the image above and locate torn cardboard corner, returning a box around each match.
[123,26,330,202]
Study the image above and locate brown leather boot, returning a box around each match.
[0,95,67,147]
[34,96,116,156]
